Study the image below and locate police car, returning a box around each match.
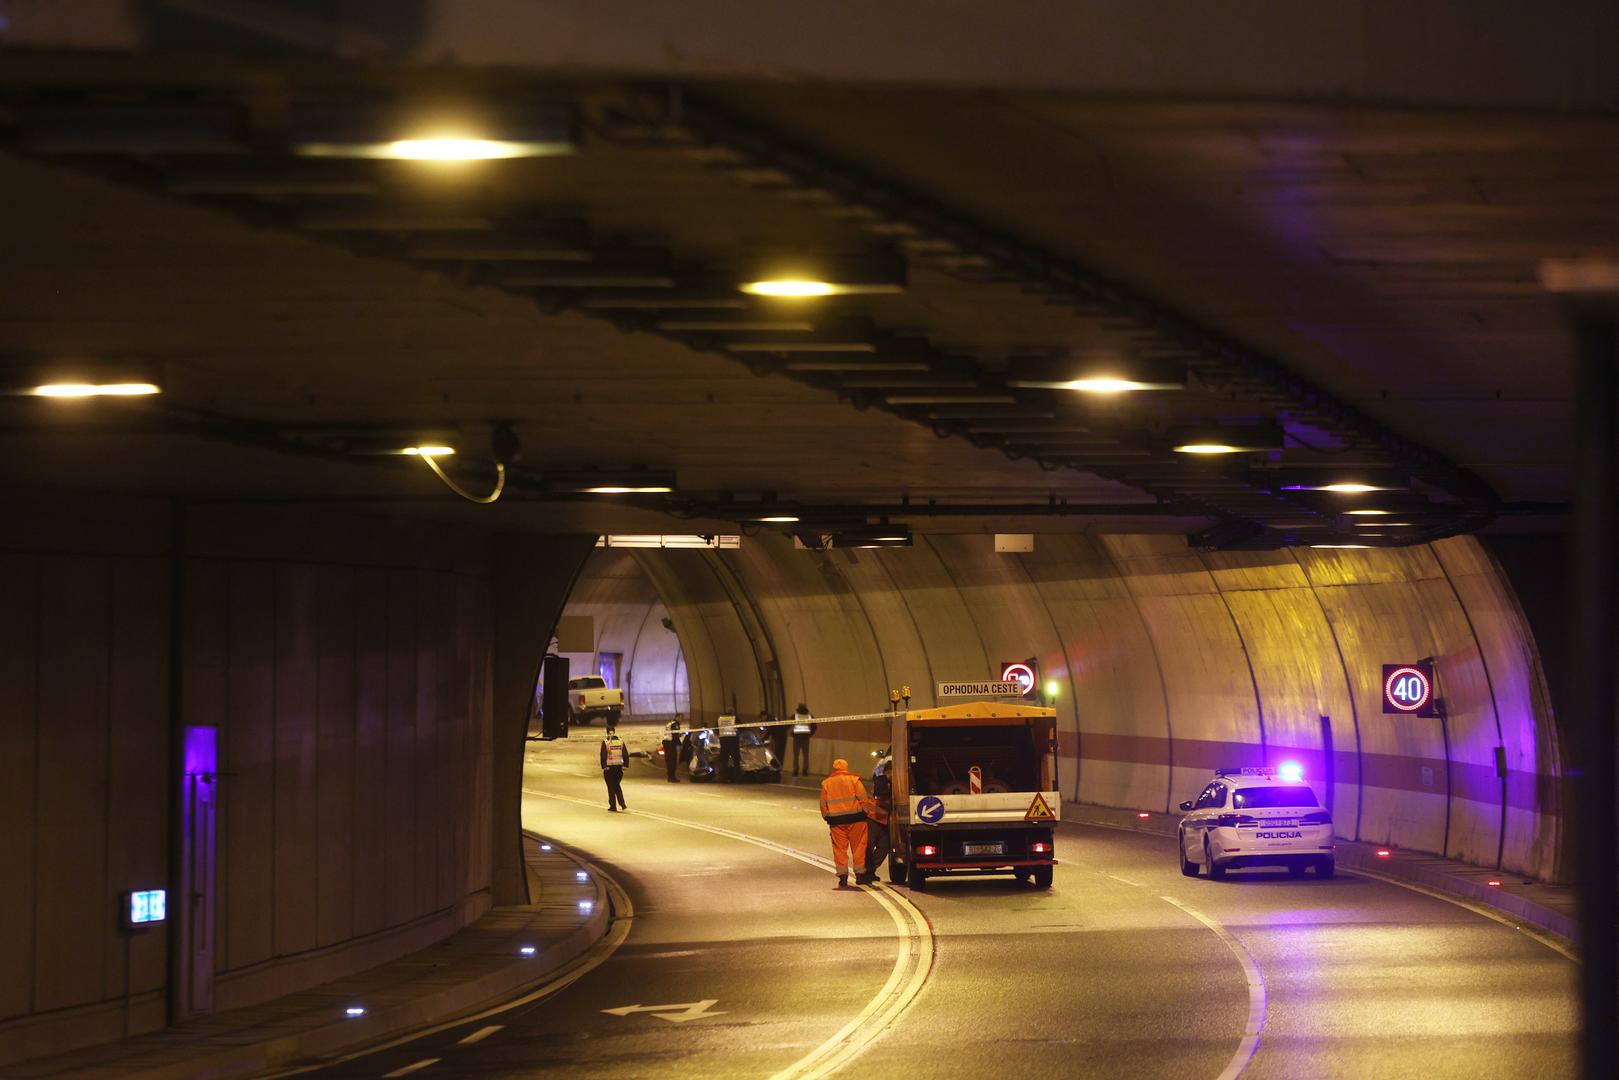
[1176,764,1335,880]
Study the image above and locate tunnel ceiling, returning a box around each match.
[0,56,1596,549]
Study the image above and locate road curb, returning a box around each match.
[25,840,613,1080]
[1061,803,1579,946]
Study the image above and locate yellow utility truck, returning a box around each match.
[886,701,1061,890]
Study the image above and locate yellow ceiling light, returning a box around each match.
[1053,376,1159,394]
[583,485,674,494]
[1173,443,1242,455]
[755,515,801,523]
[1311,543,1372,549]
[740,279,838,298]
[288,104,577,161]
[1319,483,1381,494]
[402,445,456,457]
[31,382,160,398]
[1356,520,1412,527]
[1345,508,1391,515]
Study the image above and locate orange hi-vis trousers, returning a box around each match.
[829,820,869,874]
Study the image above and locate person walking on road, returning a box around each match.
[662,716,683,782]
[601,723,628,811]
[820,757,872,888]
[790,704,816,776]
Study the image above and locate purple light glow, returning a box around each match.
[183,725,218,777]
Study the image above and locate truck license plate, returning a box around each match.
[962,842,1004,856]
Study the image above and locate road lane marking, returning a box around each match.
[381,1059,439,1078]
[1159,896,1266,1080]
[526,788,934,1080]
[456,1025,503,1045]
[1103,872,1144,887]
[602,999,726,1023]
[1338,865,1578,962]
[266,843,633,1077]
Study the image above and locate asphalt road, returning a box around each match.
[305,721,1578,1079]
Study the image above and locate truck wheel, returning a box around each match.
[1204,838,1226,881]
[1014,868,1031,885]
[1032,865,1053,889]
[1179,830,1200,877]
[906,859,927,891]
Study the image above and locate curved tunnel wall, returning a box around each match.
[560,549,690,718]
[639,533,1563,881]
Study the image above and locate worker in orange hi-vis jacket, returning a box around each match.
[820,758,872,888]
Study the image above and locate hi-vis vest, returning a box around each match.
[820,769,868,825]
[603,736,626,767]
[792,712,813,735]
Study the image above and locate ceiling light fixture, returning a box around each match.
[548,468,678,495]
[1169,423,1283,455]
[1345,508,1392,515]
[402,445,456,457]
[1311,544,1372,549]
[736,252,906,299]
[29,382,161,398]
[289,104,576,161]
[755,515,801,523]
[741,280,836,298]
[1005,357,1186,394]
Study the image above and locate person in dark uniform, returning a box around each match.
[662,716,683,782]
[790,704,816,776]
[866,760,893,879]
[717,712,741,782]
[601,723,628,811]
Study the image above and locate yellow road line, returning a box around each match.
[527,788,935,1079]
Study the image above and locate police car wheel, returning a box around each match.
[1179,830,1199,877]
[1316,857,1336,879]
[1032,865,1053,889]
[1204,838,1226,881]
[1288,862,1308,878]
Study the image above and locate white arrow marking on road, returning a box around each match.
[601,999,725,1023]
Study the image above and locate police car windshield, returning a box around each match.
[1233,786,1317,809]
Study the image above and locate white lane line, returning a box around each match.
[527,788,934,1080]
[456,1025,504,1046]
[1103,872,1144,887]
[1339,866,1578,962]
[381,1059,440,1078]
[1159,896,1266,1080]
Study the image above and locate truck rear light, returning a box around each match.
[918,844,938,857]
[1031,841,1051,854]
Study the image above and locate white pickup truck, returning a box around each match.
[568,675,624,727]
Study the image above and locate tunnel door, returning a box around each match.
[178,725,218,1017]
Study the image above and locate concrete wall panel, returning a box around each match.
[1021,536,1169,809]
[0,553,39,1024]
[1432,538,1562,879]
[34,558,113,1013]
[1,500,511,1067]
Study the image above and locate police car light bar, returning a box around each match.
[1215,766,1278,777]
